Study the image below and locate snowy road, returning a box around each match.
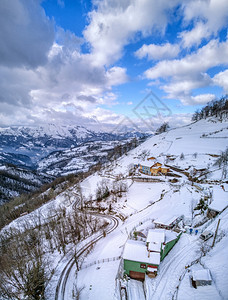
[145,234,200,300]
[55,213,119,300]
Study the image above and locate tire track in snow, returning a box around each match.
[149,235,199,300]
[55,213,119,300]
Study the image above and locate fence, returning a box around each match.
[132,177,165,183]
[81,256,121,269]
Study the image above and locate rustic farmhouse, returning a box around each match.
[123,229,181,280]
[146,229,181,261]
[137,161,169,176]
[123,240,160,280]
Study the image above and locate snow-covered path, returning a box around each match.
[145,234,200,300]
[127,279,145,300]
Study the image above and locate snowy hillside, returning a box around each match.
[0,164,53,204]
[72,117,228,300]
[38,140,131,176]
[1,117,228,300]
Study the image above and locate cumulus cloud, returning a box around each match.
[190,94,216,105]
[213,69,228,93]
[1,0,227,127]
[180,0,228,48]
[0,12,128,126]
[135,43,180,60]
[0,0,55,68]
[179,22,211,49]
[84,0,181,66]
[144,39,228,105]
[145,39,228,80]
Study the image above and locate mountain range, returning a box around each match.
[0,124,149,204]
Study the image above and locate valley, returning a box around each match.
[0,115,227,300]
[0,124,148,204]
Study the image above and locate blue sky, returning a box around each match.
[0,0,228,131]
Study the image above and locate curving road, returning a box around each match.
[55,213,119,300]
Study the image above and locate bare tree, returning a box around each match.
[72,283,85,300]
[0,227,52,300]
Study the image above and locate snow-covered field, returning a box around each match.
[74,117,228,300]
[2,117,228,300]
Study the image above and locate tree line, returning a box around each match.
[192,96,228,122]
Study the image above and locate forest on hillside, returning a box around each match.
[192,96,228,121]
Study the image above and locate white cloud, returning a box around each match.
[213,69,228,93]
[57,0,65,8]
[145,39,228,80]
[183,0,228,31]
[106,66,128,86]
[190,93,216,105]
[135,43,180,60]
[145,39,228,105]
[179,22,211,49]
[84,0,181,66]
[0,0,55,68]
[180,0,228,48]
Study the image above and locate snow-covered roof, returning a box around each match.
[165,230,179,243]
[146,229,165,244]
[147,229,178,248]
[208,187,228,212]
[123,240,160,265]
[148,242,161,252]
[192,269,212,281]
[154,215,178,226]
[139,161,153,167]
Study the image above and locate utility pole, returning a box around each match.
[212,218,221,248]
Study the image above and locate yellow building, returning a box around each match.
[152,162,162,168]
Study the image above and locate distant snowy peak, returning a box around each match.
[0,123,149,140]
[0,124,94,139]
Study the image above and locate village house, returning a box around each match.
[207,186,228,219]
[123,229,181,280]
[137,160,170,176]
[151,162,162,168]
[123,240,160,280]
[146,229,181,261]
[159,167,169,175]
[150,167,160,176]
[139,161,153,175]
[154,215,180,230]
[191,269,212,288]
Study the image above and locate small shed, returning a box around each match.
[192,269,212,288]
[147,156,156,161]
[207,187,228,218]
[154,215,179,230]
